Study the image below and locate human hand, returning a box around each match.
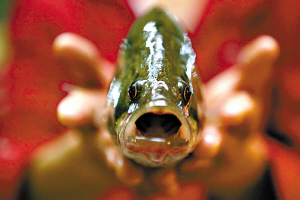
[179,35,280,199]
[28,33,144,200]
[28,32,190,200]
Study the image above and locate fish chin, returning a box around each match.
[118,104,196,167]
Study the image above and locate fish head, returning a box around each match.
[106,8,205,167]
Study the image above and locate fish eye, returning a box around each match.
[128,83,138,101]
[183,85,191,103]
[178,81,192,104]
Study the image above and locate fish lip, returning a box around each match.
[118,100,195,166]
[123,102,191,142]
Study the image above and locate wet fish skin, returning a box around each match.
[106,8,205,167]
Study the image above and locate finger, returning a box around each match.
[95,131,143,186]
[53,32,114,88]
[205,35,279,121]
[153,169,180,195]
[180,126,222,173]
[57,91,93,127]
[220,36,279,131]
[102,146,143,186]
[194,126,222,159]
[204,67,241,124]
[114,158,144,186]
[57,87,105,128]
[236,35,280,97]
[220,92,259,133]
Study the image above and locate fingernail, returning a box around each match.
[220,92,254,127]
[194,126,221,159]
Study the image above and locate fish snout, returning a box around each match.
[122,101,192,167]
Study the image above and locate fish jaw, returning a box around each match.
[117,101,197,167]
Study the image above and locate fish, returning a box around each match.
[105,8,205,167]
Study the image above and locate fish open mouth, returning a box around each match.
[122,109,191,166]
[135,113,182,138]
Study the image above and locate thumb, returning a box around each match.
[236,35,280,97]
[53,32,114,89]
[220,35,280,131]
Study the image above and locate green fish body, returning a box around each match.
[106,8,205,167]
